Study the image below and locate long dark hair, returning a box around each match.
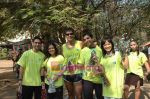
[129,40,140,56]
[101,37,115,56]
[44,41,59,58]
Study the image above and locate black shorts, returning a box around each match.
[125,73,143,86]
[63,74,82,83]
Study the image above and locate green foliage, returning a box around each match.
[0,48,8,59]
[0,0,150,43]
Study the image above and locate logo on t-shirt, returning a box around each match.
[51,61,61,72]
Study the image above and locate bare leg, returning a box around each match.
[64,81,75,99]
[123,85,130,99]
[135,81,141,99]
[74,81,82,99]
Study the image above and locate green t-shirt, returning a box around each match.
[100,52,124,98]
[78,46,102,84]
[127,52,147,78]
[42,55,64,88]
[17,49,45,86]
[62,41,82,75]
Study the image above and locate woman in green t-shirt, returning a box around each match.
[100,37,128,99]
[124,40,150,99]
[42,42,64,99]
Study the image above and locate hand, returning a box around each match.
[41,82,45,89]
[98,64,105,73]
[18,80,22,86]
[94,66,104,75]
[47,77,51,81]
[17,85,22,94]
[53,75,59,81]
[143,71,150,81]
[62,65,67,71]
[17,80,22,93]
[41,81,45,86]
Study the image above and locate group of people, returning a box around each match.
[17,28,150,99]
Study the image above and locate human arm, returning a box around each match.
[144,61,150,81]
[122,54,129,69]
[144,61,150,74]
[18,66,24,85]
[17,52,26,85]
[40,67,47,85]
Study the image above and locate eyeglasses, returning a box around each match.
[65,33,74,36]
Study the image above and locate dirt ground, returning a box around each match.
[0,60,150,99]
[0,60,17,99]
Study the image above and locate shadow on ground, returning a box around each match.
[128,82,150,99]
[0,71,18,99]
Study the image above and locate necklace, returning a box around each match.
[105,52,114,57]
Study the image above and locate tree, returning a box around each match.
[0,0,150,44]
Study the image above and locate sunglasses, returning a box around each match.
[65,33,74,36]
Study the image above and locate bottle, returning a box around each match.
[41,84,47,99]
[48,79,56,93]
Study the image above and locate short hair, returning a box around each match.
[64,27,74,34]
[82,29,93,38]
[32,36,42,42]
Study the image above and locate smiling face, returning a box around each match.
[130,41,138,51]
[32,39,42,51]
[48,44,56,56]
[103,40,112,53]
[83,35,93,47]
[65,31,75,42]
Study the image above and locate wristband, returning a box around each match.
[41,76,45,82]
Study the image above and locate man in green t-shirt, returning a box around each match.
[78,32,104,99]
[17,36,45,99]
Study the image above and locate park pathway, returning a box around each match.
[0,60,150,99]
